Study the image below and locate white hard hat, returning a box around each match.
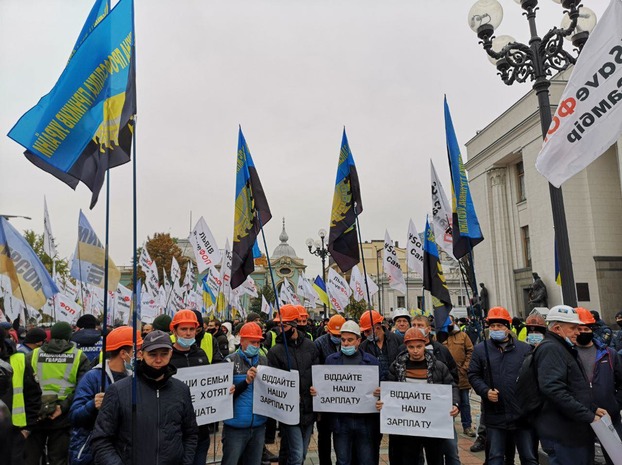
[340,320,361,336]
[545,305,582,324]
[392,307,411,322]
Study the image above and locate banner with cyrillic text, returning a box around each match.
[174,363,233,426]
[312,365,379,413]
[380,381,453,439]
[253,366,300,425]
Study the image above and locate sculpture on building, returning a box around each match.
[528,272,548,309]
[479,283,489,314]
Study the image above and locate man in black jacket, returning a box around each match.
[91,330,198,465]
[534,305,608,465]
[267,305,319,465]
[207,318,230,357]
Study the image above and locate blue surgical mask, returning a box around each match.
[367,334,375,342]
[490,330,507,341]
[395,330,405,337]
[526,333,544,345]
[330,335,341,345]
[177,337,195,348]
[565,337,574,347]
[341,345,357,356]
[244,345,260,357]
[124,358,134,372]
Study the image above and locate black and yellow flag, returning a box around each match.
[423,218,452,330]
[328,129,363,272]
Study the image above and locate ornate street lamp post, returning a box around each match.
[467,0,597,307]
[306,229,329,318]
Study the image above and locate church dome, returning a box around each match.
[272,218,298,259]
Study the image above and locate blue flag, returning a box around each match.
[0,217,58,311]
[445,97,483,259]
[8,0,136,209]
[70,0,110,60]
[423,217,452,331]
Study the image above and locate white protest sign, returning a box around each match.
[312,365,379,413]
[592,414,622,465]
[380,381,453,439]
[253,366,300,425]
[174,363,234,426]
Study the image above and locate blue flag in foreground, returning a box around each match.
[423,218,452,332]
[0,217,58,310]
[8,0,136,209]
[445,97,483,259]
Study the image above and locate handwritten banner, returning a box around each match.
[253,366,300,425]
[312,365,379,413]
[380,381,453,439]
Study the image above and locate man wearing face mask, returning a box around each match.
[68,326,142,465]
[574,307,622,465]
[611,310,622,352]
[524,313,546,347]
[295,306,314,340]
[468,307,536,465]
[534,305,607,465]
[169,310,214,465]
[358,310,401,383]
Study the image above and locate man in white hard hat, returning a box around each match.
[533,305,608,465]
[391,308,411,342]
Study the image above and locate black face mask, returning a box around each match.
[577,332,594,346]
[283,328,296,340]
[616,320,622,329]
[141,360,167,379]
[297,325,307,332]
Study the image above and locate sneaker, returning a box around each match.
[463,426,476,437]
[263,447,279,463]
[470,436,485,452]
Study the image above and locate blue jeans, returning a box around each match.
[332,415,377,465]
[221,424,266,465]
[459,388,473,429]
[440,426,461,465]
[540,438,594,465]
[279,423,314,465]
[487,427,538,465]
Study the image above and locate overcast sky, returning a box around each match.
[0,0,609,279]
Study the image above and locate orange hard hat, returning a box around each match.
[327,314,346,335]
[525,313,546,328]
[359,310,384,332]
[170,309,199,331]
[486,307,512,325]
[403,327,429,344]
[106,326,143,351]
[239,322,264,340]
[575,307,596,325]
[296,305,309,318]
[273,304,300,323]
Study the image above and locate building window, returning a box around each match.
[397,296,405,308]
[521,226,531,268]
[457,295,467,306]
[417,296,424,310]
[516,161,526,202]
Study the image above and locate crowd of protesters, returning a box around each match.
[2,302,622,465]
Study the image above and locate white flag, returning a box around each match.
[170,257,182,286]
[219,240,233,303]
[139,246,160,296]
[55,294,82,325]
[189,217,222,274]
[349,266,378,304]
[297,272,318,306]
[430,161,455,260]
[326,268,351,314]
[43,197,57,258]
[281,277,301,305]
[237,276,258,298]
[182,261,196,292]
[536,0,622,187]
[407,219,425,277]
[383,230,406,294]
[261,294,272,317]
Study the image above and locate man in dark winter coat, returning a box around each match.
[91,330,198,465]
[358,310,402,382]
[267,305,319,465]
[71,314,103,363]
[534,305,608,465]
[207,318,230,357]
[468,307,536,465]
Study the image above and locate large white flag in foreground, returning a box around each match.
[536,0,622,187]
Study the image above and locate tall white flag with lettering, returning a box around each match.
[189,217,222,274]
[349,265,379,303]
[430,161,455,260]
[326,268,351,313]
[170,257,182,286]
[43,197,57,258]
[383,230,406,294]
[261,294,272,317]
[407,219,425,277]
[536,0,622,187]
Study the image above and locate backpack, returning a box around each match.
[515,347,544,417]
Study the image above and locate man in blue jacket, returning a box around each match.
[221,322,268,465]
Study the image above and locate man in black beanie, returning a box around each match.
[71,314,102,363]
[18,328,47,354]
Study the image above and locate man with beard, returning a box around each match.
[207,318,230,357]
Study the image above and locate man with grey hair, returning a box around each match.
[534,305,608,465]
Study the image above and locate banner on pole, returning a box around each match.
[174,363,234,426]
[312,365,379,413]
[379,381,453,439]
[189,217,222,274]
[253,366,300,425]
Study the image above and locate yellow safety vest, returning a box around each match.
[9,353,27,427]
[31,347,82,400]
[170,332,214,363]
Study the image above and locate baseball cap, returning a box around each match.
[141,330,173,352]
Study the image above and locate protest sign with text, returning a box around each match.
[380,381,453,439]
[253,366,300,425]
[312,365,379,413]
[174,363,234,426]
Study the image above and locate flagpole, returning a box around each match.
[405,268,409,311]
[100,168,111,390]
[354,214,378,348]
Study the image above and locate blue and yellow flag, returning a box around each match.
[423,218,452,331]
[312,276,330,308]
[0,217,59,310]
[70,0,109,60]
[445,97,483,259]
[8,0,136,209]
[231,127,272,289]
[328,129,363,272]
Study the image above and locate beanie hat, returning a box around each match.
[76,314,99,329]
[51,322,73,341]
[246,312,261,323]
[153,314,172,332]
[191,310,204,327]
[24,328,47,344]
